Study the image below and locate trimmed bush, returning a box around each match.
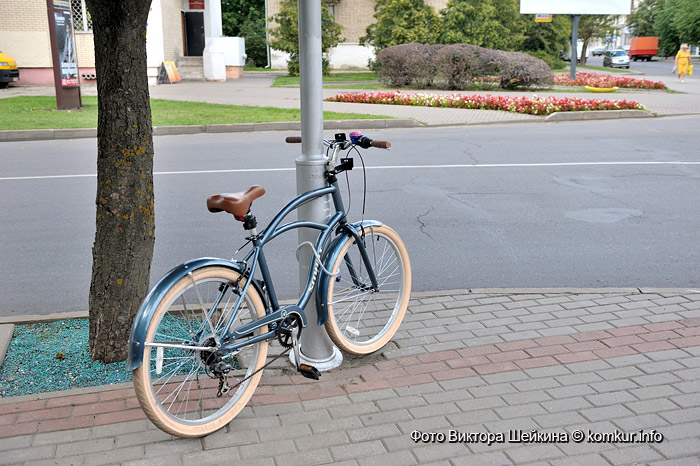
[435,44,484,89]
[376,43,422,86]
[497,51,554,89]
[409,44,444,88]
[376,43,554,90]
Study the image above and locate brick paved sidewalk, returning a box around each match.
[1,290,699,465]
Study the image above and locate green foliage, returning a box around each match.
[576,15,615,65]
[626,0,698,57]
[673,0,700,44]
[221,0,268,67]
[521,14,571,62]
[627,0,661,37]
[439,0,526,51]
[268,0,343,76]
[360,0,441,51]
[656,1,681,56]
[526,50,565,70]
[655,0,699,55]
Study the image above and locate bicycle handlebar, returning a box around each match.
[285,136,391,149]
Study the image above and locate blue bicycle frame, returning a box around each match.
[127,177,381,371]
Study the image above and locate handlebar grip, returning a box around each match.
[285,136,302,143]
[370,140,391,149]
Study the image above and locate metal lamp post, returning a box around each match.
[292,0,342,371]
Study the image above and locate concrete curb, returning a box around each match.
[0,311,89,325]
[0,119,420,143]
[0,380,135,405]
[0,324,14,367]
[546,109,654,122]
[2,287,698,326]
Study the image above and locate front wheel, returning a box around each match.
[132,266,268,438]
[323,225,411,355]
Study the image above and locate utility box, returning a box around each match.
[203,37,246,81]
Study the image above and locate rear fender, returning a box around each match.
[314,221,382,326]
[126,258,265,371]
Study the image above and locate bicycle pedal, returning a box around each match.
[298,364,321,380]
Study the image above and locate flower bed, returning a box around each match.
[327,91,646,116]
[554,72,667,90]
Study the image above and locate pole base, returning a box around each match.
[289,344,343,372]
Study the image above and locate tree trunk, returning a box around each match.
[85,0,155,363]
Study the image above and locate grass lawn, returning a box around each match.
[273,71,379,87]
[552,65,631,74]
[0,96,391,131]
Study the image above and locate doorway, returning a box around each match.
[183,12,205,56]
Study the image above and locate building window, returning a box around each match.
[71,0,93,32]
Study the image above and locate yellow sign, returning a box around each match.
[535,14,553,22]
[158,61,182,84]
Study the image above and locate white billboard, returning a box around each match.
[520,0,631,15]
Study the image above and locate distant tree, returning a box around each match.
[655,0,681,56]
[627,0,661,37]
[360,0,441,51]
[84,0,155,363]
[222,0,267,67]
[268,0,343,75]
[627,0,698,57]
[671,0,700,45]
[439,0,526,51]
[520,14,571,67]
[577,15,615,65]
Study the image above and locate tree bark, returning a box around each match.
[85,0,155,363]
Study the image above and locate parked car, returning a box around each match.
[592,47,605,57]
[603,49,630,69]
[0,51,20,88]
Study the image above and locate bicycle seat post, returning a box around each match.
[242,213,258,238]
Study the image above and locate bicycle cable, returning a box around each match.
[350,145,368,219]
[295,241,340,277]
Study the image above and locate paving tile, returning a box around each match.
[505,444,564,463]
[581,404,635,422]
[601,446,664,465]
[653,438,700,459]
[330,440,387,462]
[412,442,469,464]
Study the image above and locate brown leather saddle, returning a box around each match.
[206,185,265,220]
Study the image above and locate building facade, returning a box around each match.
[0,0,239,85]
[266,0,449,69]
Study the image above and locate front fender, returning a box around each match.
[126,258,264,371]
[315,221,382,326]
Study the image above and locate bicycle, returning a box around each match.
[126,132,411,438]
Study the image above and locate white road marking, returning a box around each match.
[1,161,699,181]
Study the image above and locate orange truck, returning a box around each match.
[629,37,659,61]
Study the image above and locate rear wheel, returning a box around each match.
[324,225,411,355]
[132,266,268,438]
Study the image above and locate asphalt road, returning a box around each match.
[1,116,699,317]
[584,55,697,80]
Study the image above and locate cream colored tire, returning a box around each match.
[324,225,411,355]
[132,266,268,438]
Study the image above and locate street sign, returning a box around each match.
[520,0,631,15]
[45,0,81,109]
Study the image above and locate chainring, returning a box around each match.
[277,314,302,348]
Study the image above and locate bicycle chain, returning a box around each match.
[216,345,292,397]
